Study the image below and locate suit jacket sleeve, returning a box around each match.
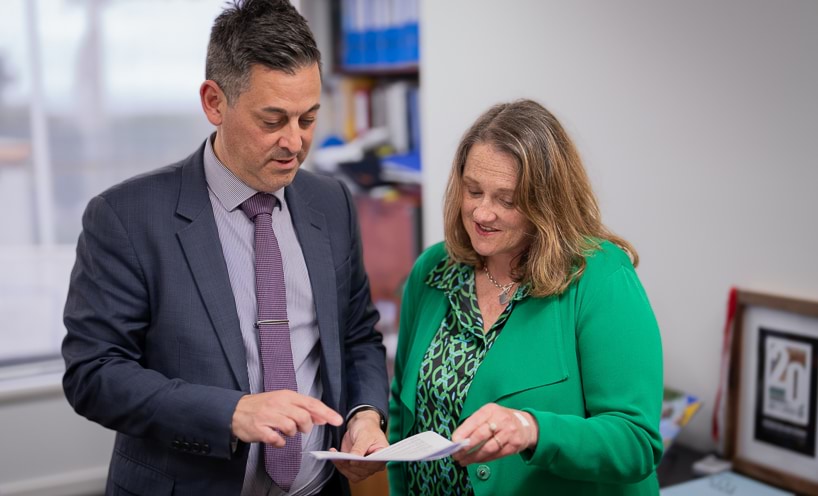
[336,181,389,417]
[62,194,244,459]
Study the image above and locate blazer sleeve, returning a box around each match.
[387,243,444,496]
[386,262,418,496]
[62,195,245,459]
[520,261,664,484]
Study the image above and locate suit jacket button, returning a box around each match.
[476,464,491,481]
[171,440,181,449]
[192,442,201,452]
[182,442,191,451]
[203,443,211,454]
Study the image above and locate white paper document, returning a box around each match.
[308,431,469,462]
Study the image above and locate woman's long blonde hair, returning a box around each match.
[444,99,637,297]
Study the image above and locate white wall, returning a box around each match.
[420,0,818,452]
[0,384,113,495]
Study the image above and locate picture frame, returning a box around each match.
[725,289,818,495]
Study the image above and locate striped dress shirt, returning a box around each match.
[203,136,333,496]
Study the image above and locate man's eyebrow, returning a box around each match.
[259,103,321,116]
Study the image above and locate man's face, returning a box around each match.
[211,63,321,192]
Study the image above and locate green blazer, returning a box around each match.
[388,242,664,496]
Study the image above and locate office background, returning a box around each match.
[1,0,817,494]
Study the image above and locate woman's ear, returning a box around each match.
[200,80,226,126]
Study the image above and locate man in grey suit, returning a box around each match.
[61,1,389,494]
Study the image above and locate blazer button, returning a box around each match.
[171,440,181,449]
[182,442,191,451]
[202,443,211,454]
[476,464,491,481]
[192,442,201,452]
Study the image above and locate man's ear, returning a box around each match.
[200,80,227,126]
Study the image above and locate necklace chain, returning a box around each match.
[483,266,515,305]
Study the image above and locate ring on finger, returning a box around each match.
[493,435,503,451]
[488,422,498,433]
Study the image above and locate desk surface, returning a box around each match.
[661,471,794,495]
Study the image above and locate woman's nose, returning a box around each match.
[472,203,495,223]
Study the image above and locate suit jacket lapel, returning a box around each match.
[175,148,250,391]
[285,177,342,410]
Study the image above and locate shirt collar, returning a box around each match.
[203,133,286,212]
[425,256,470,293]
[425,255,531,301]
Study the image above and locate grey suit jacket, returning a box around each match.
[62,142,388,495]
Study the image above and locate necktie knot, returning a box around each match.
[240,193,277,220]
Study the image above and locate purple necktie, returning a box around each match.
[240,193,301,492]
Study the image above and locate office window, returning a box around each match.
[0,0,224,374]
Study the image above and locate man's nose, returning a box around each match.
[279,122,303,154]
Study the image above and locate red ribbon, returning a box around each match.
[712,287,738,444]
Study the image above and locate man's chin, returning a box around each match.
[248,169,295,193]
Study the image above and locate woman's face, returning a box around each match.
[461,142,533,264]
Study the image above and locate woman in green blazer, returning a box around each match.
[387,99,664,495]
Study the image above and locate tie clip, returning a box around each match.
[254,319,289,328]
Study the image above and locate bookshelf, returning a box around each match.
[333,0,419,74]
[324,0,423,362]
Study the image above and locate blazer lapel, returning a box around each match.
[175,149,250,391]
[460,295,567,419]
[398,288,448,437]
[285,178,342,410]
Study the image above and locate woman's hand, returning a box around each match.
[451,403,538,466]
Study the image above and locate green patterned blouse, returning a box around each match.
[406,258,528,496]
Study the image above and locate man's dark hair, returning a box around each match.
[206,0,321,103]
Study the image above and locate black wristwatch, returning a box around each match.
[349,405,387,432]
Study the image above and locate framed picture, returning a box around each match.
[725,290,818,494]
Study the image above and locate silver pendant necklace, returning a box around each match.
[483,266,515,305]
